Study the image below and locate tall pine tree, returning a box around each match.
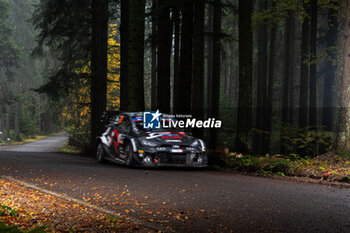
[236,0,253,153]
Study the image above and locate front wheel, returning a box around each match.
[125,143,134,167]
[96,142,106,163]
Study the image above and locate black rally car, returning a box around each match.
[96,111,208,167]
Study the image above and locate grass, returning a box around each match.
[212,151,350,183]
[49,131,66,136]
[58,143,81,154]
[0,204,45,233]
[0,131,66,147]
[1,204,17,217]
[0,135,48,147]
[0,221,45,233]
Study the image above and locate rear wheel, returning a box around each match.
[125,143,134,167]
[96,142,106,163]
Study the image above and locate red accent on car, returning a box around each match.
[161,136,183,139]
[173,132,186,136]
[113,129,120,153]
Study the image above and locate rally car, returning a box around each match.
[96,111,208,167]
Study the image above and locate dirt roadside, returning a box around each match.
[0,178,156,232]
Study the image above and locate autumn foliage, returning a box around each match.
[62,24,120,148]
[0,179,150,232]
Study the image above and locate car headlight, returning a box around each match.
[139,139,159,147]
[198,139,206,152]
[191,140,199,147]
[192,139,206,152]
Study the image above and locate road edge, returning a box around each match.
[212,169,350,189]
[1,175,165,232]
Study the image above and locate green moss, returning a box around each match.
[0,221,45,233]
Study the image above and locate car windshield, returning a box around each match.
[132,117,181,133]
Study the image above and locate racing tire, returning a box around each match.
[96,142,106,163]
[125,143,134,167]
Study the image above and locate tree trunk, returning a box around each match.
[176,2,193,114]
[15,103,20,141]
[280,12,294,153]
[265,0,277,154]
[91,0,108,149]
[151,0,158,110]
[126,0,145,111]
[282,15,291,126]
[298,1,310,129]
[192,0,205,138]
[0,116,3,141]
[120,0,129,111]
[6,105,10,140]
[157,0,171,113]
[288,16,296,125]
[173,7,180,114]
[335,0,350,152]
[38,94,42,133]
[226,65,231,97]
[236,0,253,153]
[254,0,268,154]
[208,0,221,149]
[322,2,338,132]
[309,0,318,127]
[206,4,213,118]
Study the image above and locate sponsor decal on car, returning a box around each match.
[170,149,183,153]
[165,139,182,143]
[143,110,222,129]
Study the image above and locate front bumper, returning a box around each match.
[133,147,208,167]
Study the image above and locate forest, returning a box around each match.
[1,0,350,232]
[0,0,59,143]
[0,0,348,158]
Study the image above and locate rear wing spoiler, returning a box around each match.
[100,111,121,126]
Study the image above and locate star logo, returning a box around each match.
[151,109,162,122]
[143,110,162,129]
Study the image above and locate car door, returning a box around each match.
[113,115,130,160]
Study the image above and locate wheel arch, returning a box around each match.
[124,136,137,152]
[97,136,108,147]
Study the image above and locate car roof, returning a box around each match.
[122,112,143,117]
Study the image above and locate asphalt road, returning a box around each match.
[0,135,67,152]
[0,135,349,232]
